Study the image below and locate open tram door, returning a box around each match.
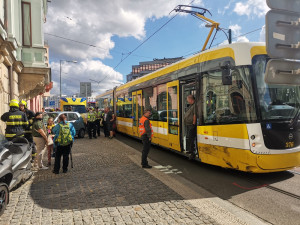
[132,90,143,137]
[180,77,199,153]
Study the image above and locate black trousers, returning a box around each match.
[141,135,151,166]
[186,125,197,154]
[103,121,109,137]
[95,119,101,136]
[54,144,71,172]
[87,121,96,138]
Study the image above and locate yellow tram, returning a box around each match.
[96,42,300,173]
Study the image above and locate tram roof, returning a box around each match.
[96,42,266,98]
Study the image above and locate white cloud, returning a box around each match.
[45,0,204,61]
[229,24,249,43]
[218,0,235,16]
[45,0,204,96]
[233,0,269,18]
[50,60,123,97]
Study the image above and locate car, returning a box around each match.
[43,111,86,138]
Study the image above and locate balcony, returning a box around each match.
[21,46,48,68]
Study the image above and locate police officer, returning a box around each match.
[87,107,96,139]
[1,99,28,140]
[95,107,102,137]
[139,109,153,169]
[19,100,35,143]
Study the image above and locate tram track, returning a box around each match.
[235,173,300,201]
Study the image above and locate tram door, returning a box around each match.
[167,81,180,151]
[132,90,143,137]
[181,80,197,152]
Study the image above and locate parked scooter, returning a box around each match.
[0,132,32,216]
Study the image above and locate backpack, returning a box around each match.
[57,123,73,146]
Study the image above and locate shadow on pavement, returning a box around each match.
[29,136,184,210]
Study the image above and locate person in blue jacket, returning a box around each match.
[52,114,76,174]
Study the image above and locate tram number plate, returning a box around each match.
[285,142,294,148]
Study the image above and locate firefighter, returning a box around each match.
[86,107,96,139]
[1,99,28,140]
[19,100,35,143]
[139,109,153,169]
[95,107,102,137]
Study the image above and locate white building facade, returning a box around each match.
[0,0,50,133]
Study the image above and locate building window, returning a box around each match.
[22,2,32,46]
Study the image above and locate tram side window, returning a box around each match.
[202,67,256,125]
[143,87,158,121]
[123,93,132,118]
[157,84,167,122]
[116,94,125,117]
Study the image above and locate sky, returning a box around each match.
[45,0,268,97]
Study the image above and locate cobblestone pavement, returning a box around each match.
[0,134,220,225]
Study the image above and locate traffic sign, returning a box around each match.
[267,0,300,12]
[265,59,300,85]
[266,10,300,59]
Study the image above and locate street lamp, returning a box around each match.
[60,60,77,98]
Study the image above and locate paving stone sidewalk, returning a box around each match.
[0,135,220,225]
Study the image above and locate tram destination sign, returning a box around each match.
[265,0,300,85]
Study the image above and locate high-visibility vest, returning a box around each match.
[87,112,96,122]
[95,111,102,119]
[139,116,153,137]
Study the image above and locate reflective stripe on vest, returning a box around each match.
[6,121,29,126]
[5,133,24,138]
[139,116,153,137]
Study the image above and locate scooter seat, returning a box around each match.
[9,141,29,167]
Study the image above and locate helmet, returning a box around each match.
[9,99,19,108]
[19,100,27,108]
[89,106,94,110]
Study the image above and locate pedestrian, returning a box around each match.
[86,107,97,139]
[47,117,55,166]
[102,108,109,137]
[95,107,102,137]
[52,114,76,174]
[139,109,153,169]
[184,95,197,159]
[1,99,28,141]
[32,112,48,170]
[106,107,114,139]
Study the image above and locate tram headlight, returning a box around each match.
[252,143,256,147]
[250,135,256,140]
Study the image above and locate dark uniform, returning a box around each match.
[87,110,96,139]
[1,107,29,141]
[23,109,35,143]
[95,110,102,137]
[139,115,153,167]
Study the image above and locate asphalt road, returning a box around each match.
[116,133,300,225]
